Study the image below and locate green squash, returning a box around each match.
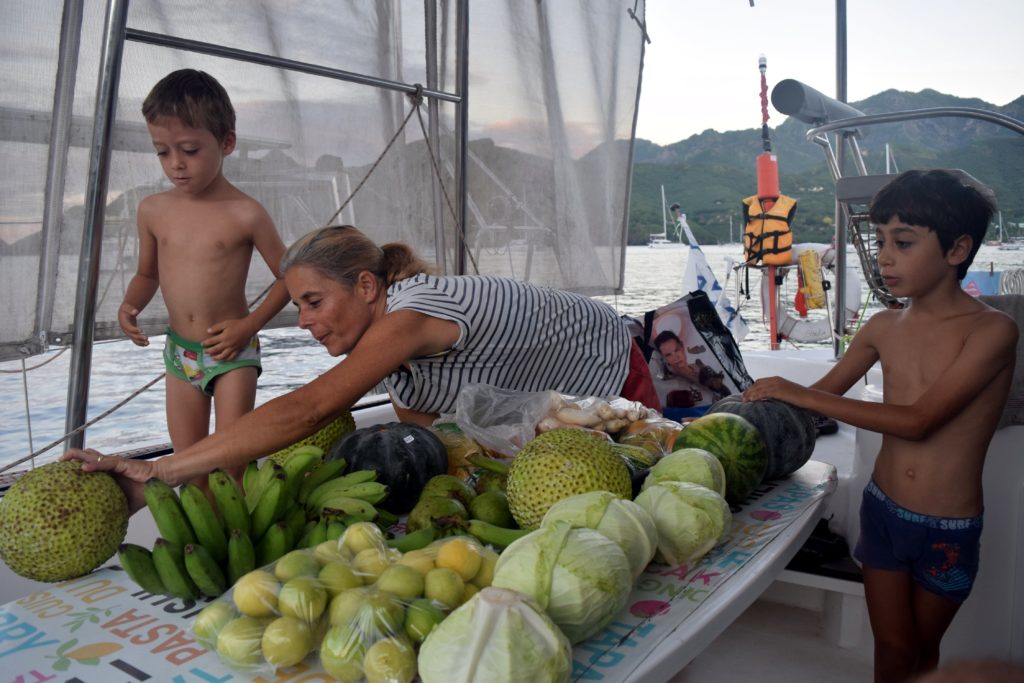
[326,422,448,514]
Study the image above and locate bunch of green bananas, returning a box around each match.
[118,446,322,599]
[301,469,389,519]
[117,446,391,600]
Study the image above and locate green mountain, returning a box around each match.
[629,89,1024,245]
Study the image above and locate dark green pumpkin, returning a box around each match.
[706,396,816,480]
[326,422,448,514]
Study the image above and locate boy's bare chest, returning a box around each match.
[877,317,967,395]
[152,211,251,259]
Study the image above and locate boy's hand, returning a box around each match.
[203,319,253,361]
[742,376,803,403]
[118,304,149,346]
[60,448,149,513]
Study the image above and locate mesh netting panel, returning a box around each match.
[0,0,645,361]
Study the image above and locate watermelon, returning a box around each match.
[675,413,767,505]
[706,396,816,480]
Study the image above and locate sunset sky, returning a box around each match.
[636,0,1023,144]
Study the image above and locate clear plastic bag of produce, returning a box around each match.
[454,383,656,457]
[453,385,564,456]
[390,534,500,601]
[193,523,502,681]
[614,415,686,458]
[193,522,405,678]
[417,586,573,683]
[429,420,487,480]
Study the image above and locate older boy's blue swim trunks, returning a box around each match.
[854,478,982,603]
[163,328,261,397]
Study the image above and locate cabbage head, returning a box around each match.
[417,586,571,683]
[634,481,732,566]
[540,490,657,578]
[491,521,632,644]
[642,447,726,497]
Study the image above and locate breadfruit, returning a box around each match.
[506,428,631,530]
[269,412,356,465]
[0,460,129,582]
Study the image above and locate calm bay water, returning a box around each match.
[1,244,1019,470]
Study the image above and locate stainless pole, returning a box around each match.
[454,0,469,274]
[833,0,848,358]
[37,0,85,350]
[126,29,459,103]
[425,0,446,272]
[64,0,128,449]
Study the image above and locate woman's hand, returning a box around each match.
[60,448,153,514]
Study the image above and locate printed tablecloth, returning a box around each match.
[1,460,836,683]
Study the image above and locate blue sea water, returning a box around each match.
[1,244,1017,471]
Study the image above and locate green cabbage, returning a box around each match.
[417,586,571,683]
[491,521,632,644]
[634,481,732,566]
[642,447,727,497]
[540,490,657,578]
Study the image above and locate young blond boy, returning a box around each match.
[742,170,1018,683]
[119,69,290,478]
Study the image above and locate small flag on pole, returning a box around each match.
[674,207,750,342]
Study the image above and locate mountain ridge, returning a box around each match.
[628,89,1024,245]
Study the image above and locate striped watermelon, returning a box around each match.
[675,413,767,505]
[706,396,816,480]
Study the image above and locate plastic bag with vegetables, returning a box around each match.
[193,522,424,681]
[417,586,572,683]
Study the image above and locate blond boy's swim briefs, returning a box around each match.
[163,328,261,396]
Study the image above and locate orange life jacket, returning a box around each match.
[741,194,797,266]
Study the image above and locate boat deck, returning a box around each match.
[669,596,873,682]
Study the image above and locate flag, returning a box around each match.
[677,212,750,342]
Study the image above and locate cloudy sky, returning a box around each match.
[636,0,1024,145]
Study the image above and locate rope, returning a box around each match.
[320,93,421,229]
[1,274,287,476]
[20,358,34,469]
[760,68,770,127]
[412,104,480,274]
[0,346,68,373]
[0,373,165,475]
[758,56,771,152]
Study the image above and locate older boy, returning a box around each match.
[742,169,1017,683]
[119,69,290,479]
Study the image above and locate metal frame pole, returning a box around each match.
[454,0,469,274]
[37,0,85,353]
[65,0,129,449]
[424,0,447,272]
[833,0,849,358]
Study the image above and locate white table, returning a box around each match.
[1,460,836,683]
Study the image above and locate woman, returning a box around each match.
[64,225,659,511]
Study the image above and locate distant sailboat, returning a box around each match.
[648,185,682,247]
